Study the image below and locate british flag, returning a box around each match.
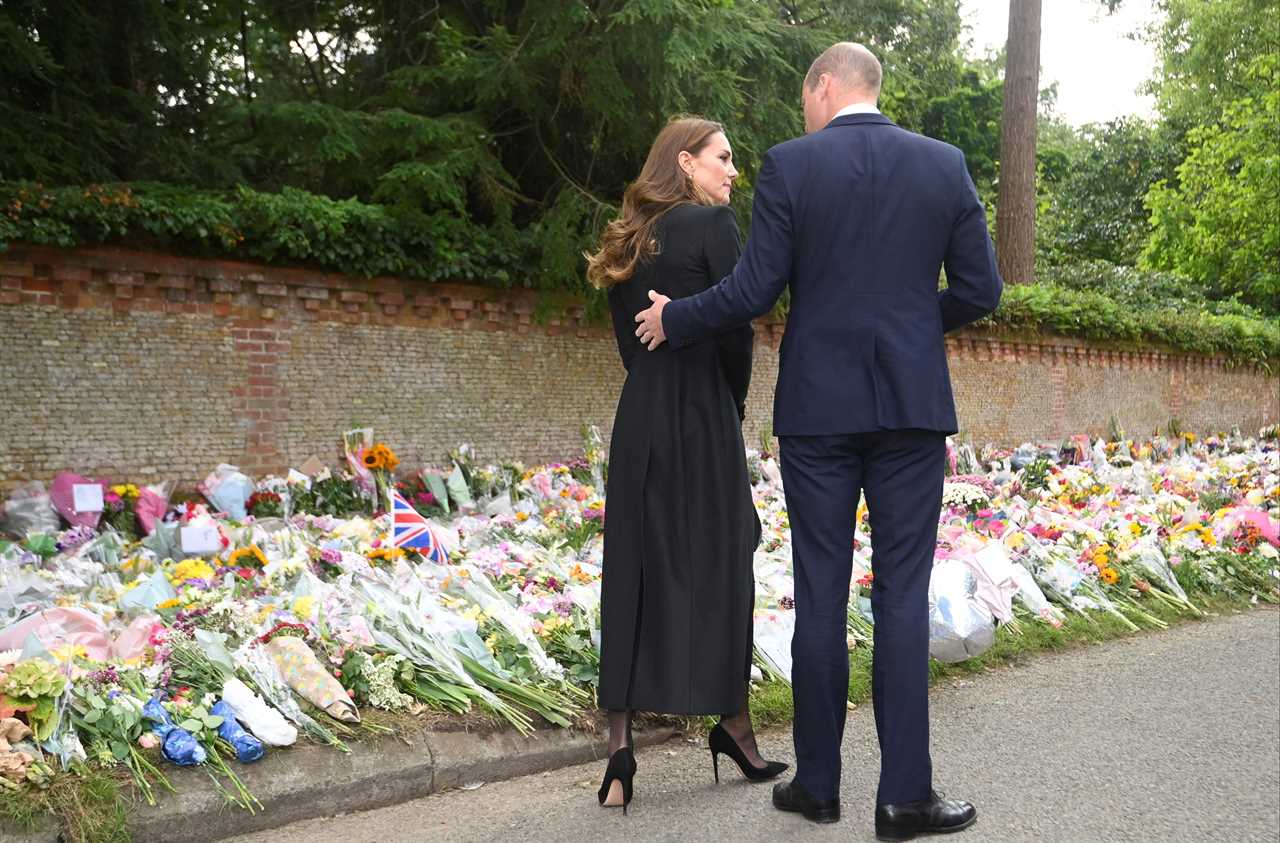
[389,489,448,563]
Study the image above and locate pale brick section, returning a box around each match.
[0,244,1275,494]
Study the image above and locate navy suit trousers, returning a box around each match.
[779,429,945,804]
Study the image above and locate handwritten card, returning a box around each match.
[72,483,104,513]
[180,525,221,555]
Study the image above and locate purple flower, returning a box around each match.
[88,666,120,686]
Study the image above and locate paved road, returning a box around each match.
[229,608,1280,843]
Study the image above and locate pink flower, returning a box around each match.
[138,733,160,750]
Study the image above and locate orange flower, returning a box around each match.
[1099,567,1119,586]
[364,443,399,472]
[367,547,406,566]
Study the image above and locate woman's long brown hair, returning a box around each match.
[585,117,724,289]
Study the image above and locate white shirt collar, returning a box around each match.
[830,102,881,122]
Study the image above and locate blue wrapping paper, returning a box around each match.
[161,728,206,766]
[142,697,207,766]
[211,700,265,763]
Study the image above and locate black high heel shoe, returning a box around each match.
[709,721,789,783]
[597,746,637,814]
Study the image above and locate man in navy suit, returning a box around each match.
[634,43,1002,840]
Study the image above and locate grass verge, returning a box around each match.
[1,765,131,843]
[745,594,1258,730]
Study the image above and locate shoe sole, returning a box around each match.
[875,813,977,841]
[773,797,840,824]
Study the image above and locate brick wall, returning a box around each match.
[0,244,1275,493]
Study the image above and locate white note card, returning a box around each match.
[180,525,221,555]
[72,483,104,513]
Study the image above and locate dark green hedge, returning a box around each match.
[3,181,1276,367]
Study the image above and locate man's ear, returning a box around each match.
[818,72,832,100]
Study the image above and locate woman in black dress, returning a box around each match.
[585,117,787,813]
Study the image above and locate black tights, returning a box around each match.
[606,688,764,766]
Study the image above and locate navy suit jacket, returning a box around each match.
[662,113,1002,436]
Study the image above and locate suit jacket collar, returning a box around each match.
[825,113,894,130]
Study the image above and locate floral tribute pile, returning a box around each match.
[0,425,1276,809]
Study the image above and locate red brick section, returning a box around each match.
[230,317,290,477]
[0,243,1275,490]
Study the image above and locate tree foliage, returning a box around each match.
[0,0,1003,297]
[1142,58,1279,312]
[1037,117,1180,266]
[1144,0,1280,136]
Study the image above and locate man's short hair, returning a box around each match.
[804,42,883,98]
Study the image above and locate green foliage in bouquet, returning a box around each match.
[69,685,173,807]
[339,651,415,712]
[0,660,67,741]
[540,619,601,690]
[22,533,57,560]
[1019,457,1053,495]
[246,491,283,519]
[292,475,365,517]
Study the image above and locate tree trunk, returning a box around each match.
[996,0,1042,285]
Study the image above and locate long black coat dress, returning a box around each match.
[598,202,761,715]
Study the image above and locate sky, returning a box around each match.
[958,0,1160,126]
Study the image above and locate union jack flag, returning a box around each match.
[389,489,448,563]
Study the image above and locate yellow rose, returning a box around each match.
[291,595,316,620]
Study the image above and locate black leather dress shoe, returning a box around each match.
[875,791,977,841]
[771,780,840,824]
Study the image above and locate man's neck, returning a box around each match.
[830,100,880,122]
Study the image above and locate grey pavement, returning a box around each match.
[227,608,1280,843]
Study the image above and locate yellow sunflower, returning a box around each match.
[229,545,268,568]
[370,443,399,471]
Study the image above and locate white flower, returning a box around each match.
[0,650,20,668]
[942,482,989,509]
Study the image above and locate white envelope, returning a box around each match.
[72,484,104,513]
[180,525,221,555]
